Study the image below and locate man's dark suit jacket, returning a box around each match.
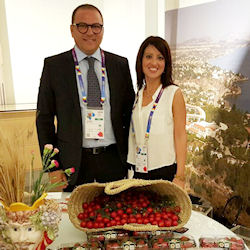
[36,49,135,185]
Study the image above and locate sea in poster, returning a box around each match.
[209,46,250,113]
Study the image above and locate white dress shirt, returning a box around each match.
[74,45,116,148]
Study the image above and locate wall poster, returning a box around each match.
[165,0,250,226]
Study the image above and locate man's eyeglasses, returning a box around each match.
[72,23,103,34]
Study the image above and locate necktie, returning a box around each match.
[86,57,101,107]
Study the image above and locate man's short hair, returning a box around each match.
[72,4,103,24]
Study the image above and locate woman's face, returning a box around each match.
[142,45,165,84]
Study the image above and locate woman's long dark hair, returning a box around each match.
[136,36,174,90]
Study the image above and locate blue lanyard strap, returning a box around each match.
[72,48,106,105]
[131,86,164,140]
[145,87,164,138]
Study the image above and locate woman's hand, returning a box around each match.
[173,177,185,189]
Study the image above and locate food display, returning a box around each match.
[52,232,197,249]
[150,235,196,249]
[132,230,173,239]
[104,237,149,249]
[87,230,130,242]
[199,236,245,249]
[50,241,102,250]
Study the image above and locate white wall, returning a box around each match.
[165,0,216,10]
[0,0,15,104]
[1,0,166,104]
[2,0,146,104]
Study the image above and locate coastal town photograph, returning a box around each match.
[165,0,250,227]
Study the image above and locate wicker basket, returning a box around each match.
[68,179,192,233]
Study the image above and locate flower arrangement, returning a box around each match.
[0,127,74,206]
[31,144,75,204]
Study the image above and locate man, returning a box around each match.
[36,4,135,191]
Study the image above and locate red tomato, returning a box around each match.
[80,221,86,227]
[121,219,127,225]
[172,220,178,226]
[110,211,117,218]
[86,221,93,229]
[137,218,143,224]
[89,211,95,217]
[95,204,101,210]
[155,216,161,222]
[104,208,110,213]
[115,216,120,222]
[117,209,124,216]
[82,202,88,209]
[149,217,155,223]
[116,202,122,208]
[110,220,116,226]
[103,217,110,224]
[165,219,172,227]
[129,217,136,223]
[99,222,105,228]
[135,213,142,219]
[172,214,179,221]
[77,213,84,220]
[152,220,158,225]
[162,213,168,220]
[93,222,99,228]
[126,207,133,214]
[87,207,93,213]
[96,216,103,222]
[158,221,165,227]
[122,213,128,219]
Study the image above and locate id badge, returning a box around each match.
[85,109,104,139]
[135,145,148,173]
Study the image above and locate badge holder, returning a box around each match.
[135,144,148,173]
[85,108,104,139]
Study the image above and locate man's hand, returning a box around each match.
[48,170,68,191]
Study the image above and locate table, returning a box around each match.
[47,193,248,249]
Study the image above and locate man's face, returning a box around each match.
[5,222,43,250]
[71,8,104,55]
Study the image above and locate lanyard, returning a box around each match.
[131,86,164,140]
[72,48,106,105]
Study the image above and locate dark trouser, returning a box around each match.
[64,144,126,192]
[132,163,177,181]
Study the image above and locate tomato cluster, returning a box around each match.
[77,190,181,229]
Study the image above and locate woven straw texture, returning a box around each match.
[68,179,192,233]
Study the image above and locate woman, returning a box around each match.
[127,36,187,189]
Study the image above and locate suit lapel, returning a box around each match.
[105,52,116,110]
[64,50,81,119]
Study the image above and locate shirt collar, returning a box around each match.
[74,45,101,63]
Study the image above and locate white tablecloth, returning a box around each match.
[47,192,248,249]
